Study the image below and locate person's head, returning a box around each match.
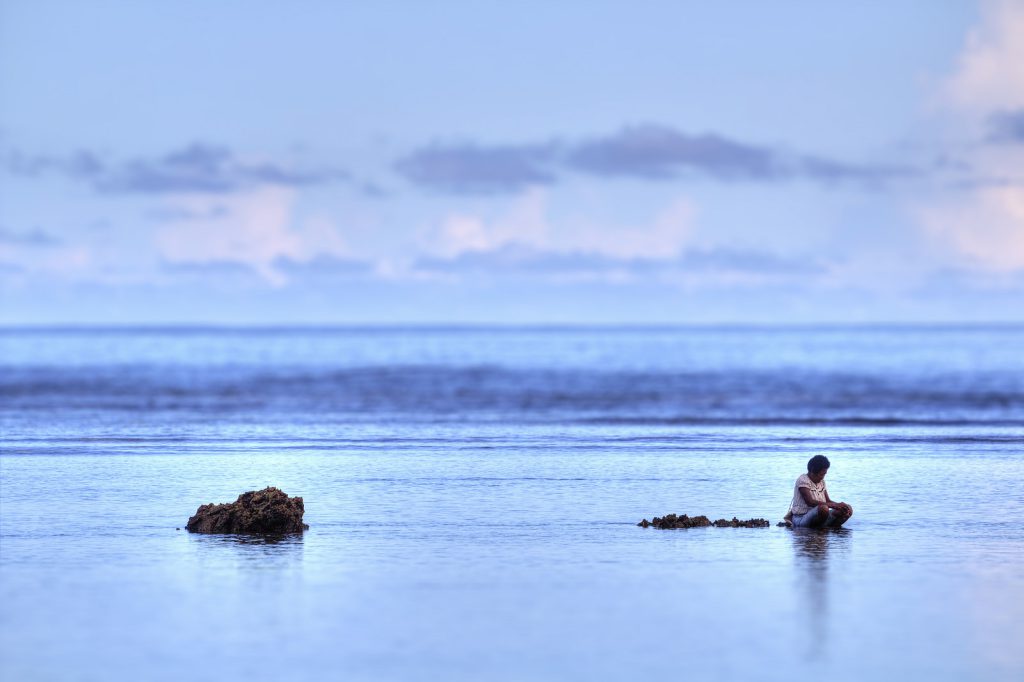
[807,455,830,483]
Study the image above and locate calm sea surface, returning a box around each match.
[2,326,1023,681]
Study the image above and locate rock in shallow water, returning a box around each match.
[186,487,308,534]
[712,517,770,528]
[638,513,769,529]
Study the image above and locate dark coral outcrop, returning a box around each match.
[638,513,769,529]
[638,514,711,529]
[186,487,308,534]
[712,517,770,528]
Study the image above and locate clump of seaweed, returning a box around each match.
[638,514,711,529]
[638,514,769,529]
[712,517,770,528]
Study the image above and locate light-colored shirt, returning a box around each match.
[789,473,827,515]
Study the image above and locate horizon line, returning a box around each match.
[2,321,1023,332]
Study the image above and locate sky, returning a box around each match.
[1,0,1023,324]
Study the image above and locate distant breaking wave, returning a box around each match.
[3,365,1021,426]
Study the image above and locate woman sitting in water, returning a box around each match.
[786,455,853,528]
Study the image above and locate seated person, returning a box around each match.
[785,455,853,528]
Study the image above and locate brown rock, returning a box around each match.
[711,517,770,528]
[639,513,769,529]
[646,514,711,529]
[186,487,308,534]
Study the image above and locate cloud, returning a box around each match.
[567,124,915,184]
[568,125,783,180]
[101,144,237,193]
[3,143,350,194]
[0,227,90,284]
[920,186,1024,272]
[396,126,914,194]
[945,0,1024,116]
[158,252,377,288]
[273,254,375,277]
[429,189,551,257]
[795,155,917,184]
[7,129,913,200]
[415,244,636,277]
[155,187,353,285]
[99,143,349,193]
[414,242,823,284]
[922,266,1024,293]
[0,243,94,280]
[0,227,60,246]
[986,110,1024,143]
[409,177,824,286]
[548,197,695,260]
[922,0,1024,274]
[1,148,104,181]
[160,259,262,277]
[394,142,556,194]
[145,205,231,222]
[425,190,695,262]
[676,247,825,275]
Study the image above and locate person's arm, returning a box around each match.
[823,487,850,512]
[798,487,819,506]
[801,485,843,510]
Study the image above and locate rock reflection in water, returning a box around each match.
[187,532,305,569]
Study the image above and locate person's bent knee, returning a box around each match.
[817,504,829,517]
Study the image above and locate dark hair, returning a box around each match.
[807,455,831,474]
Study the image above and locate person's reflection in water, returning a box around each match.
[791,527,851,660]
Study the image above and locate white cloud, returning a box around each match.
[922,0,1024,273]
[432,189,548,257]
[945,0,1024,117]
[559,197,695,259]
[429,189,695,261]
[0,237,95,282]
[155,186,350,285]
[921,186,1024,271]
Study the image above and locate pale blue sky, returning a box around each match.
[2,0,1022,323]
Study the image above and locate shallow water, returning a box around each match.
[2,327,1023,681]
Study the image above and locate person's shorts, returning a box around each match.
[792,506,844,528]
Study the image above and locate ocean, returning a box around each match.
[1,326,1022,681]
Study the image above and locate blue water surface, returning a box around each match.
[1,326,1023,681]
